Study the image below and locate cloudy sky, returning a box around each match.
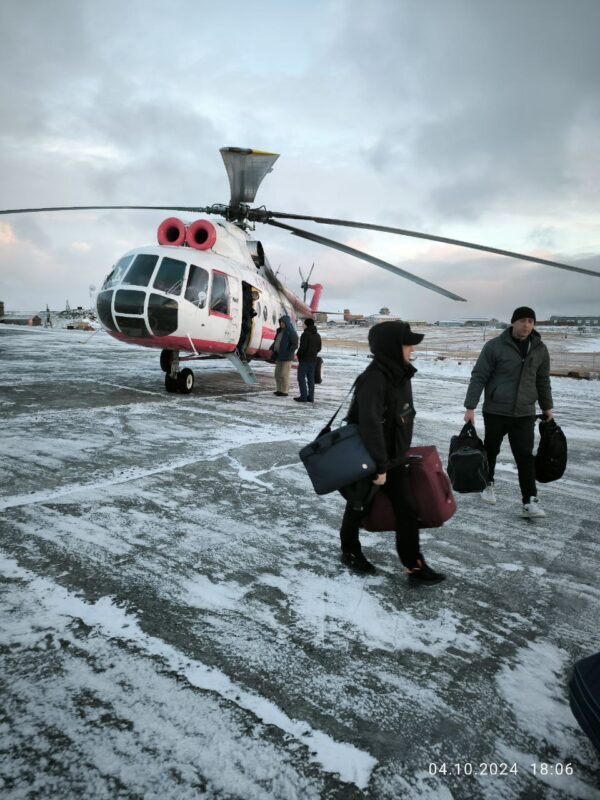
[1,0,599,322]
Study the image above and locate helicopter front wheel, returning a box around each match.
[177,368,195,394]
[160,349,174,372]
[165,373,178,393]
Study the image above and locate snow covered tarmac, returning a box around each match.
[1,325,599,799]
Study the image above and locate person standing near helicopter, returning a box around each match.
[339,321,446,583]
[271,313,298,396]
[294,318,321,403]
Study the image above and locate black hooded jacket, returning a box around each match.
[297,325,322,362]
[346,323,416,474]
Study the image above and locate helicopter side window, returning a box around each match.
[153,257,186,296]
[255,301,261,318]
[123,254,159,287]
[272,309,277,325]
[102,255,134,289]
[185,264,209,308]
[209,271,230,316]
[263,304,268,321]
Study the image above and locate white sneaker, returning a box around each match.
[522,497,546,518]
[480,482,497,505]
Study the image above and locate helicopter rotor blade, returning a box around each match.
[0,205,210,215]
[266,211,600,279]
[267,219,467,302]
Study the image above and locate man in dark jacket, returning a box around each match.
[294,318,322,403]
[340,321,445,583]
[464,306,554,518]
[271,313,299,397]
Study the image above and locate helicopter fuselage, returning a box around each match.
[95,218,311,364]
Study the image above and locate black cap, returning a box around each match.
[402,323,425,345]
[368,321,424,360]
[304,318,315,326]
[511,306,536,323]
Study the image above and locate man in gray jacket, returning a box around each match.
[463,306,554,518]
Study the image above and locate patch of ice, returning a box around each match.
[0,552,377,790]
[496,640,582,755]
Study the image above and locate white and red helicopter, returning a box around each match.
[2,146,599,393]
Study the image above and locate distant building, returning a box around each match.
[343,309,365,325]
[0,315,42,326]
[435,318,506,328]
[549,315,600,326]
[364,312,403,326]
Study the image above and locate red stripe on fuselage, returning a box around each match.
[107,330,236,354]
[261,326,276,339]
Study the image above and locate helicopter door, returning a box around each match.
[238,282,262,356]
[207,270,239,347]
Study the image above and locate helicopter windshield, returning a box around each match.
[123,254,159,287]
[102,255,134,289]
[153,257,186,296]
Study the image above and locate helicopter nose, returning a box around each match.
[96,289,179,338]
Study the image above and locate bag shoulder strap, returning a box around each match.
[322,377,359,433]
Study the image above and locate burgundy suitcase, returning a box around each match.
[362,445,456,531]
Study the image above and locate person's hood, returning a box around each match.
[305,325,318,334]
[368,320,423,357]
[279,314,295,333]
[368,321,418,383]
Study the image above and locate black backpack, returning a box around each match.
[447,422,489,493]
[535,417,567,483]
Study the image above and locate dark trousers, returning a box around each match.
[483,412,536,503]
[297,361,316,401]
[340,465,421,567]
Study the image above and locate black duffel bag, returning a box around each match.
[569,651,600,753]
[314,356,324,385]
[535,416,567,483]
[447,421,489,493]
[299,379,375,495]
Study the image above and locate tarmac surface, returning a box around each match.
[1,324,599,799]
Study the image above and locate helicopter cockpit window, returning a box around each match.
[102,255,134,289]
[209,271,230,316]
[122,254,159,287]
[153,257,186,296]
[185,264,209,308]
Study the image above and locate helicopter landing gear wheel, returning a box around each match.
[177,368,194,394]
[165,373,178,393]
[160,349,174,372]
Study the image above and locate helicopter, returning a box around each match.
[2,146,600,393]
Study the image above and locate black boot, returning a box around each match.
[406,558,446,584]
[341,551,377,574]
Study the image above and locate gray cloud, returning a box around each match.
[1,0,599,319]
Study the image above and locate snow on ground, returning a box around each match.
[321,325,600,372]
[1,325,599,799]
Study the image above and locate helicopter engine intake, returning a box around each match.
[186,219,217,250]
[157,217,186,246]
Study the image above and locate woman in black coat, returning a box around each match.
[340,321,445,583]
